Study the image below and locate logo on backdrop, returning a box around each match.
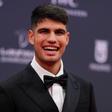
[89,39,111,72]
[0,0,3,7]
[51,0,88,17]
[51,0,78,8]
[0,29,34,64]
[15,30,29,48]
[94,40,108,64]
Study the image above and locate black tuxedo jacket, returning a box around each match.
[0,64,97,112]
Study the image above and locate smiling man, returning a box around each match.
[0,4,97,112]
[28,18,69,74]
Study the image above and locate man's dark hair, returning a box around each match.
[31,4,68,27]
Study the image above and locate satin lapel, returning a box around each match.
[18,65,59,112]
[62,72,80,112]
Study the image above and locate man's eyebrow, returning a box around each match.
[55,28,67,32]
[37,28,67,32]
[37,28,49,32]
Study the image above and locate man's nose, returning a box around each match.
[47,32,57,43]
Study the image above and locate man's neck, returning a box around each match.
[36,59,61,75]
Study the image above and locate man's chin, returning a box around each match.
[45,59,59,63]
[43,57,61,64]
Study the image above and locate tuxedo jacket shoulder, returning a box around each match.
[0,64,97,112]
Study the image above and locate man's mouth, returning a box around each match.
[43,46,59,51]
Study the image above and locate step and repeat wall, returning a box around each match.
[0,0,112,112]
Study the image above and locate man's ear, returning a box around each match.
[27,29,34,45]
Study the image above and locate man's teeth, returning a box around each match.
[44,47,58,51]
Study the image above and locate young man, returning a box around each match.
[0,4,97,112]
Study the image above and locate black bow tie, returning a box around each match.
[44,74,68,89]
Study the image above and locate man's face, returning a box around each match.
[28,19,69,65]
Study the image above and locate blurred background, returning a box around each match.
[0,0,112,112]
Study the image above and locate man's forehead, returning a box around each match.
[37,18,65,26]
[36,21,66,30]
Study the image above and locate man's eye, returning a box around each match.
[55,30,66,35]
[38,29,49,34]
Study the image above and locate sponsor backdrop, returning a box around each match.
[0,0,112,112]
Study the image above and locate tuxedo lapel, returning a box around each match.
[62,72,80,112]
[18,65,59,112]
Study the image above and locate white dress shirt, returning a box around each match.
[31,56,65,112]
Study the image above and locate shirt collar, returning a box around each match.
[31,56,64,82]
